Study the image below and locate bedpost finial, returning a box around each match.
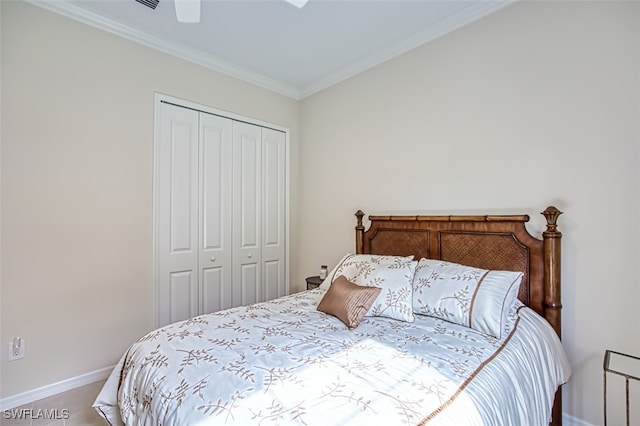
[355,210,365,228]
[355,210,365,254]
[542,206,562,233]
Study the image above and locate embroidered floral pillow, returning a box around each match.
[322,254,417,323]
[412,258,523,339]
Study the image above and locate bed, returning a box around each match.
[94,206,570,426]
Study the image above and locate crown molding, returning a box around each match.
[25,0,514,101]
[24,0,302,99]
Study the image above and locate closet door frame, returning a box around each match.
[152,93,291,328]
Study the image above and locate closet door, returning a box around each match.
[232,121,262,307]
[262,128,287,301]
[157,103,199,326]
[199,113,233,314]
[155,96,289,328]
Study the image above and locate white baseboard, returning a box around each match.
[563,412,597,426]
[0,365,114,411]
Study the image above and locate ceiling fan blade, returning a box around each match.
[174,0,200,23]
[285,0,309,8]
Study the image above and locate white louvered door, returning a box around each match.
[155,98,288,328]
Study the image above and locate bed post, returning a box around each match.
[542,206,563,338]
[542,206,563,426]
[355,210,365,254]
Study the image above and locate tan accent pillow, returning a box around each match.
[317,275,382,329]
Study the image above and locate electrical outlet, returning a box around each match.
[8,338,25,361]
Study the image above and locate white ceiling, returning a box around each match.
[28,0,513,99]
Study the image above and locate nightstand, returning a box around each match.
[306,276,323,290]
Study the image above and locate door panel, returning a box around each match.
[157,103,199,327]
[202,267,231,313]
[169,122,196,253]
[263,259,282,302]
[199,114,233,315]
[169,270,197,324]
[262,128,287,299]
[240,263,259,306]
[233,121,262,306]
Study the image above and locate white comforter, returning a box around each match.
[94,289,570,426]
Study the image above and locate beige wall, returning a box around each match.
[0,1,300,397]
[299,1,639,424]
[2,0,639,424]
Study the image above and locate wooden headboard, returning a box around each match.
[355,206,564,425]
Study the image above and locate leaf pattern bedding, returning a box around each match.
[94,289,570,426]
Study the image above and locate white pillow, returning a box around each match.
[321,254,417,323]
[412,258,523,339]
